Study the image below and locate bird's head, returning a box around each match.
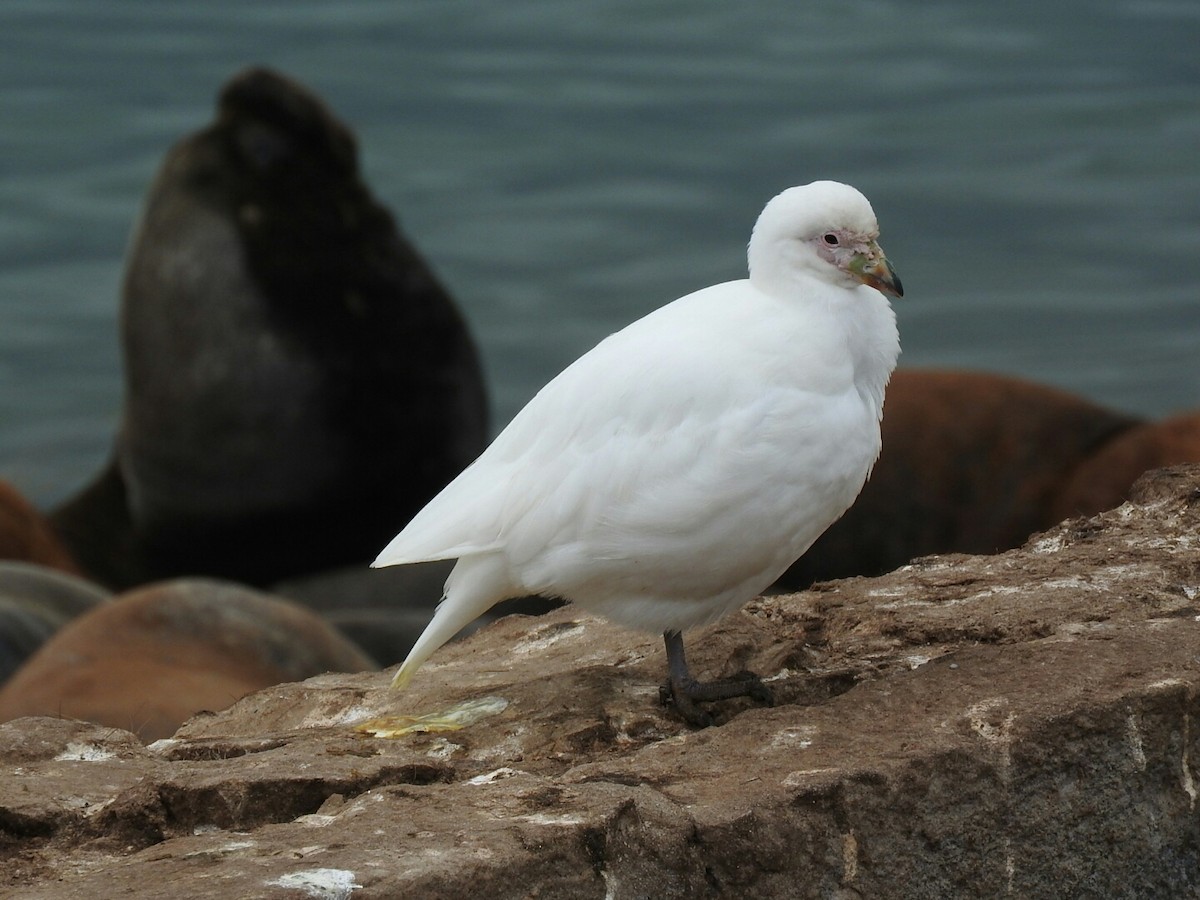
[748,181,903,300]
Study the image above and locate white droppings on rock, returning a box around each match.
[467,767,525,785]
[54,742,116,762]
[1136,535,1196,553]
[81,798,114,818]
[769,725,818,751]
[300,701,375,730]
[296,813,339,828]
[1182,710,1197,811]
[512,621,588,655]
[907,558,960,572]
[424,737,462,760]
[1149,678,1188,691]
[266,867,362,899]
[601,868,619,900]
[968,699,1014,743]
[1030,534,1066,554]
[518,812,586,827]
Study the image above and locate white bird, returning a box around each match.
[374,181,902,726]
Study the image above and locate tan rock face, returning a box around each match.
[1,465,1199,898]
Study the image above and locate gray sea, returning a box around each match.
[2,0,1197,508]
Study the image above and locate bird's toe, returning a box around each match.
[659,681,715,728]
[659,670,771,727]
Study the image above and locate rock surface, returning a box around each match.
[1,465,1198,897]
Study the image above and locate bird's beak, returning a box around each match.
[849,242,903,299]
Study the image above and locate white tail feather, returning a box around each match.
[390,552,514,690]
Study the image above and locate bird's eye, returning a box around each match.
[822,233,839,246]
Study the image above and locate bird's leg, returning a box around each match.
[658,629,774,727]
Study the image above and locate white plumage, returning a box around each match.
[375,180,902,724]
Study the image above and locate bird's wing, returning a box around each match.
[373,278,849,573]
[372,281,746,566]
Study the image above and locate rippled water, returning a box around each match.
[1,0,1197,506]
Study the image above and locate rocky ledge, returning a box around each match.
[2,465,1199,899]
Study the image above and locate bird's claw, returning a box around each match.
[659,671,774,727]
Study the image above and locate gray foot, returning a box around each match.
[659,630,774,727]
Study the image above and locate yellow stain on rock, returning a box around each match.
[355,695,509,737]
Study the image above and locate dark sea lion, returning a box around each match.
[54,67,487,589]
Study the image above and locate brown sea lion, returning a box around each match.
[1050,412,1200,520]
[0,561,111,683]
[0,479,80,574]
[53,67,487,589]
